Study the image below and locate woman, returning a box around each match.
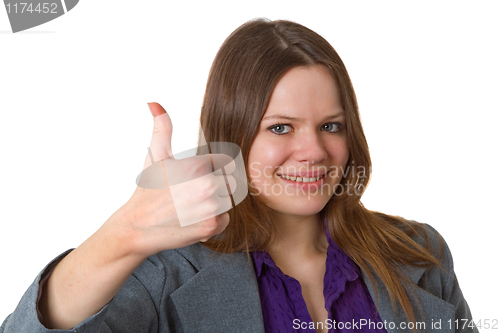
[0,18,476,333]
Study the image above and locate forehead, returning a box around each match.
[264,64,343,118]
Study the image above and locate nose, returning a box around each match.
[292,130,328,165]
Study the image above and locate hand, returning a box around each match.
[119,102,236,257]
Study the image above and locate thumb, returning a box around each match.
[142,102,174,171]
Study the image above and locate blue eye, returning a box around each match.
[268,123,292,135]
[322,122,343,133]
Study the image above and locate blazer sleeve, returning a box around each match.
[422,224,479,333]
[0,249,161,333]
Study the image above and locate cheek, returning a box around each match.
[248,138,289,179]
[329,139,349,164]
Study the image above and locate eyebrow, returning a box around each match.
[262,112,345,122]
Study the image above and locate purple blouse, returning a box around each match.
[251,226,388,333]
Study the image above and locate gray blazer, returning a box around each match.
[1,223,478,333]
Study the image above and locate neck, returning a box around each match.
[266,213,328,266]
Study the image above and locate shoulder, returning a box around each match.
[412,221,455,276]
[386,217,447,264]
[410,221,446,260]
[390,219,456,294]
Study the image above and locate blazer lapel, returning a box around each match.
[361,265,455,333]
[169,245,265,332]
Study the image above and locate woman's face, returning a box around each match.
[247,64,349,220]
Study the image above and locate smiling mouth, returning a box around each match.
[276,174,326,183]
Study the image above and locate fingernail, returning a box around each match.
[147,103,154,117]
[148,102,167,117]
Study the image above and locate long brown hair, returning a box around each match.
[199,18,443,325]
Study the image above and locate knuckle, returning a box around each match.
[191,159,205,174]
[226,176,237,193]
[198,178,217,199]
[152,125,165,136]
[189,156,212,177]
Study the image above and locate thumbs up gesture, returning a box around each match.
[121,102,238,257]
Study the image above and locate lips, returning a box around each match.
[274,167,331,186]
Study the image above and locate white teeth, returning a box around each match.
[278,174,323,182]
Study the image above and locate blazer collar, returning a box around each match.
[170,244,265,332]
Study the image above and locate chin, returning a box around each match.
[268,196,330,218]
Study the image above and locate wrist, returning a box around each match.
[100,208,151,262]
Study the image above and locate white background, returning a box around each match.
[1,0,499,329]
